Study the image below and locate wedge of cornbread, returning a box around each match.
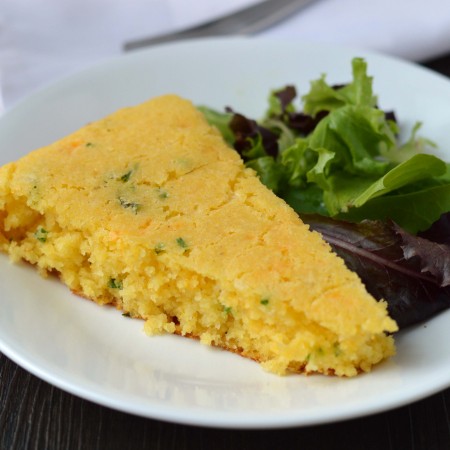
[0,94,397,376]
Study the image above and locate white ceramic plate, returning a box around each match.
[0,38,449,429]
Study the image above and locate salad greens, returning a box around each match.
[198,57,450,329]
[198,57,450,234]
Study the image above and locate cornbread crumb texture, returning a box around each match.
[0,94,397,376]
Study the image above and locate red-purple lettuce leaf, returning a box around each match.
[301,214,450,329]
[393,220,450,287]
[228,111,279,158]
[419,211,450,246]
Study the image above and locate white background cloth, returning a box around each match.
[1,0,450,110]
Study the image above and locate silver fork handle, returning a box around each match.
[124,0,319,51]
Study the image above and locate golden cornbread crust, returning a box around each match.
[0,95,397,376]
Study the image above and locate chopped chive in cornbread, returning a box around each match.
[34,226,48,243]
[108,278,123,290]
[119,170,133,183]
[156,188,169,199]
[0,94,397,376]
[118,196,141,214]
[176,237,188,250]
[154,242,166,255]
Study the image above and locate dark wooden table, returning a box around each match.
[1,54,450,450]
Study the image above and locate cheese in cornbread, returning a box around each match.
[0,95,397,376]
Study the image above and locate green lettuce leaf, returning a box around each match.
[336,183,450,233]
[196,106,234,146]
[302,57,377,115]
[324,154,447,215]
[245,156,285,192]
[281,185,328,216]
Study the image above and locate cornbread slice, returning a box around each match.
[0,95,397,376]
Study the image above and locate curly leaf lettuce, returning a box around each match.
[198,57,450,233]
[302,57,378,113]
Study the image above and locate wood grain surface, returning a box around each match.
[1,353,450,450]
[1,55,450,450]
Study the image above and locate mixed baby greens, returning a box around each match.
[199,58,450,329]
[200,58,450,234]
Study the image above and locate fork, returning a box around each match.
[123,0,319,51]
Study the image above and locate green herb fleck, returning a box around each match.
[305,353,311,363]
[108,278,123,290]
[176,237,188,249]
[85,142,94,147]
[154,242,166,254]
[34,227,48,243]
[120,170,133,182]
[157,188,169,199]
[118,197,141,214]
[223,305,232,315]
[122,312,131,318]
[260,298,270,306]
[333,342,342,357]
